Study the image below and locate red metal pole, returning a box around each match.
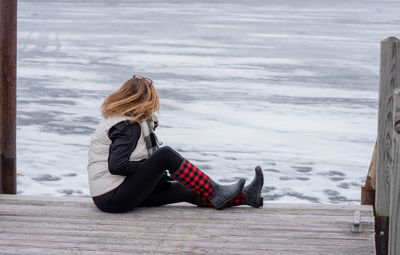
[0,0,17,194]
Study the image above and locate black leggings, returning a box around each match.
[92,146,198,213]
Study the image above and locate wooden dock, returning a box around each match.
[0,195,375,254]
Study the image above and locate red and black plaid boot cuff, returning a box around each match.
[171,160,215,199]
[226,193,246,207]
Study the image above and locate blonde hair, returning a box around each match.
[101,75,160,123]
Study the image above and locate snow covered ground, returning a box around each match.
[16,0,400,203]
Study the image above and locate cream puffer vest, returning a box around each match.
[87,115,148,197]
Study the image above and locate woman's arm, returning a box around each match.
[108,121,142,176]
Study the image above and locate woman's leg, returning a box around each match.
[106,146,184,212]
[139,182,198,207]
[103,146,244,212]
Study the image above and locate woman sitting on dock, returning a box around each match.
[87,75,264,213]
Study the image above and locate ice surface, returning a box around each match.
[16,0,400,203]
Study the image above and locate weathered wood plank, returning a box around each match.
[376,36,400,217]
[389,88,400,255]
[0,227,375,253]
[0,206,375,230]
[0,194,373,214]
[0,195,375,254]
[0,201,374,218]
[0,229,374,248]
[0,237,375,254]
[0,221,374,241]
[0,214,374,233]
[0,242,373,255]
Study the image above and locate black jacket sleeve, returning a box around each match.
[107,121,143,176]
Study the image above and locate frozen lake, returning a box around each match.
[16,0,400,203]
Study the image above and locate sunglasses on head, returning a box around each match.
[133,75,153,86]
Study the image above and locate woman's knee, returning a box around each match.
[154,146,183,170]
[156,146,180,158]
[158,146,174,154]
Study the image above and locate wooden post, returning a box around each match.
[376,36,400,217]
[376,36,400,255]
[0,0,17,194]
[361,141,377,207]
[389,90,400,254]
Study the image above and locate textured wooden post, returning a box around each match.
[376,36,400,255]
[389,89,400,255]
[0,0,17,194]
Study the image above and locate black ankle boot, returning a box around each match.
[242,166,264,208]
[209,178,246,209]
